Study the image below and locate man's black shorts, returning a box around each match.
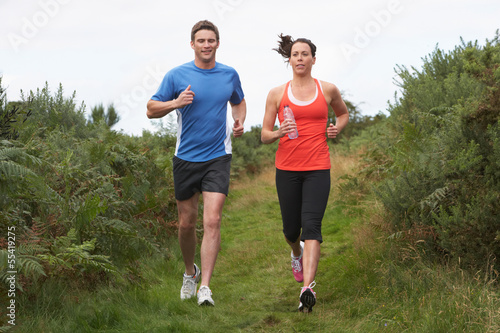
[172,154,232,201]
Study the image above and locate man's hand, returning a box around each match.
[175,85,195,108]
[233,119,244,137]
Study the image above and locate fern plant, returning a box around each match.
[0,78,178,292]
[38,229,118,278]
[0,244,47,292]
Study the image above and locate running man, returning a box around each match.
[147,20,246,306]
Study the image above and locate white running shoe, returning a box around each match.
[197,285,214,306]
[180,264,201,300]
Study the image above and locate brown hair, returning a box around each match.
[191,20,220,42]
[273,34,317,62]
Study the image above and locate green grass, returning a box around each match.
[14,162,500,332]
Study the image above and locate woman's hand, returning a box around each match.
[327,123,339,138]
[279,119,297,138]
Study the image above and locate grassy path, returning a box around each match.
[142,153,367,332]
[146,159,367,332]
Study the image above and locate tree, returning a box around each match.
[328,94,387,142]
[89,103,120,128]
[0,77,32,140]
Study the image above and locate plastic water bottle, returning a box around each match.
[283,105,299,139]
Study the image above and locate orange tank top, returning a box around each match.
[275,79,331,171]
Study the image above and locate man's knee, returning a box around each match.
[178,212,198,235]
[179,220,196,232]
[203,215,221,233]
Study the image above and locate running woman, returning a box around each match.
[261,34,349,312]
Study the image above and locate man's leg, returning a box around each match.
[199,191,226,287]
[177,193,200,276]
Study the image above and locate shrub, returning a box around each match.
[369,32,500,271]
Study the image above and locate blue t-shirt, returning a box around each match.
[151,61,244,162]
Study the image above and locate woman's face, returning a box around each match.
[289,42,316,74]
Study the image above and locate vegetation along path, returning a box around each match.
[19,150,499,332]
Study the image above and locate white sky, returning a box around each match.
[1,0,499,136]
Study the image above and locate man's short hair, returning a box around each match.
[191,20,220,41]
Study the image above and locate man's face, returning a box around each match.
[191,29,219,64]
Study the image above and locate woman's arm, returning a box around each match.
[322,81,349,138]
[261,86,290,144]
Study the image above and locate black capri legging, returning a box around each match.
[275,168,331,244]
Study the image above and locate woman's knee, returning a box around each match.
[283,229,300,244]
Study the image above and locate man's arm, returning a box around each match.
[146,99,178,119]
[146,85,194,119]
[231,98,246,137]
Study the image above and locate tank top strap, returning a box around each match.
[314,79,325,100]
[279,81,292,112]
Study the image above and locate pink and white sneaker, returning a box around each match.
[298,281,317,313]
[291,245,304,282]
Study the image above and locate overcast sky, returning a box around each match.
[1,0,499,136]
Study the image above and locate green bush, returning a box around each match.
[231,125,277,177]
[0,82,179,297]
[370,32,500,271]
